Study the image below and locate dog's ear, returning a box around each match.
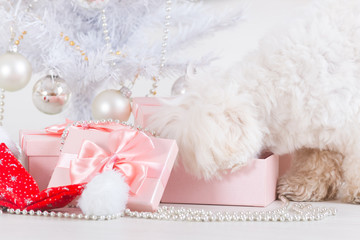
[148,71,264,179]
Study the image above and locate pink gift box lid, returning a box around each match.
[20,130,61,157]
[162,154,279,207]
[48,125,178,212]
[132,97,173,127]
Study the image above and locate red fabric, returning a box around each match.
[0,143,85,211]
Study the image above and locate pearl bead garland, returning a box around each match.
[99,1,172,97]
[91,1,172,121]
[1,207,123,221]
[59,119,156,152]
[0,88,5,126]
[0,196,336,222]
[123,197,336,222]
[147,0,172,97]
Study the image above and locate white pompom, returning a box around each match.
[78,170,129,216]
[0,126,20,159]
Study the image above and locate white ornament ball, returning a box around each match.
[171,75,187,96]
[0,52,32,92]
[32,75,71,114]
[92,89,131,121]
[75,0,109,10]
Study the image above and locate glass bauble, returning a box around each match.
[0,51,32,92]
[91,89,131,121]
[32,75,71,114]
[171,75,187,96]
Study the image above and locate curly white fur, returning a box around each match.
[150,73,263,179]
[148,0,360,203]
[78,170,129,215]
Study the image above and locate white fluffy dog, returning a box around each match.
[149,0,360,203]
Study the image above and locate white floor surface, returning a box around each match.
[0,200,359,240]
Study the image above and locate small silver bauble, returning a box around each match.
[171,75,187,96]
[91,89,131,121]
[0,51,32,92]
[32,75,71,114]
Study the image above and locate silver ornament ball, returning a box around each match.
[91,89,131,121]
[0,52,32,92]
[32,75,71,114]
[171,75,187,96]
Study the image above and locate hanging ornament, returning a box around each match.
[171,75,188,96]
[91,89,131,121]
[32,75,71,114]
[0,51,32,92]
[75,0,110,10]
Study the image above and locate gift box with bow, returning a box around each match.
[48,123,178,212]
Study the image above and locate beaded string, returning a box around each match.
[0,196,336,222]
[147,0,172,97]
[99,0,172,97]
[60,32,88,61]
[0,10,29,126]
[25,1,89,62]
[0,89,5,126]
[59,119,155,152]
[100,9,126,59]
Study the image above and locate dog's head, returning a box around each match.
[148,69,265,179]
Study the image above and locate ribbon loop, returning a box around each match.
[45,119,73,134]
[70,128,154,194]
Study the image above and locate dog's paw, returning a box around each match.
[278,148,343,201]
[277,175,315,201]
[338,183,360,204]
[277,174,336,202]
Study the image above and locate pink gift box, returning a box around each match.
[48,125,178,212]
[132,97,291,207]
[20,130,62,191]
[162,153,279,207]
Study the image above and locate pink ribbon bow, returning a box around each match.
[70,129,155,195]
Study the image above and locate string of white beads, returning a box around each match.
[123,202,336,222]
[3,207,123,221]
[1,197,337,222]
[59,119,156,152]
[147,0,172,97]
[0,88,5,126]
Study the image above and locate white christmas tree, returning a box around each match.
[0,0,244,120]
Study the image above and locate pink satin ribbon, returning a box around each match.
[77,122,120,132]
[70,128,156,194]
[45,120,124,135]
[45,119,73,134]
